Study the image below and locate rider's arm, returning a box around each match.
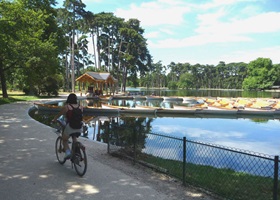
[52,106,67,122]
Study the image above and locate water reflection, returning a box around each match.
[30,106,280,177]
[126,87,280,98]
[143,133,275,177]
[152,117,280,156]
[30,107,280,156]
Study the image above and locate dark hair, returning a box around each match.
[66,93,78,104]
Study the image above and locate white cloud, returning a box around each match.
[82,0,102,3]
[145,31,160,39]
[154,125,245,139]
[115,1,190,26]
[197,7,226,26]
[196,12,280,35]
[185,128,245,139]
[199,0,262,10]
[149,34,252,48]
[219,46,280,64]
[159,28,175,35]
[108,0,280,50]
[148,10,280,49]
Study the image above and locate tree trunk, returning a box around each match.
[71,30,75,93]
[0,61,8,98]
[96,28,101,69]
[65,50,69,92]
[91,31,97,69]
[117,39,124,93]
[122,65,127,92]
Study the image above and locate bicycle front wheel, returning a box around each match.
[55,136,66,164]
[73,142,87,176]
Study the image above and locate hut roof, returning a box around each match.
[76,72,117,84]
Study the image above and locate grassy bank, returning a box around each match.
[0,91,59,105]
[139,154,278,200]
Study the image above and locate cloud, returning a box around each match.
[116,0,280,49]
[149,34,252,48]
[196,12,280,35]
[82,0,102,3]
[149,10,280,48]
[115,1,190,26]
[199,0,262,10]
[145,31,160,39]
[154,125,245,139]
[218,46,280,64]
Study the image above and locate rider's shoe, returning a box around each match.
[64,149,71,160]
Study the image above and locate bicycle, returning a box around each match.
[53,119,87,176]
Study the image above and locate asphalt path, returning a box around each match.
[0,101,215,200]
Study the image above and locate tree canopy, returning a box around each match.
[0,0,64,97]
[242,58,278,90]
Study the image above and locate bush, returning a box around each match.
[39,76,59,96]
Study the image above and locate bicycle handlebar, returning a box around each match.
[55,118,66,128]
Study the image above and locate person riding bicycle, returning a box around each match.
[52,93,83,159]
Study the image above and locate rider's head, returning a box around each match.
[66,93,78,104]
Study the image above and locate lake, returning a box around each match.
[126,87,280,98]
[30,92,280,157]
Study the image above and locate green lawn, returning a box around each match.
[0,91,59,105]
[139,153,279,200]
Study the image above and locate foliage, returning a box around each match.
[140,61,250,90]
[242,58,276,90]
[167,81,178,89]
[38,76,60,96]
[0,0,64,98]
[177,72,194,89]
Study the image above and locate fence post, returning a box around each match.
[107,132,111,154]
[183,137,186,186]
[273,156,279,200]
[133,126,136,165]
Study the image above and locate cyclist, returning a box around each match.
[52,93,83,159]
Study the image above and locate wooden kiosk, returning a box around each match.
[76,72,117,97]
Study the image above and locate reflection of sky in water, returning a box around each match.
[151,118,280,156]
[143,126,276,176]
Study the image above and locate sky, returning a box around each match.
[56,0,280,66]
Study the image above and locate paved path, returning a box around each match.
[0,101,215,200]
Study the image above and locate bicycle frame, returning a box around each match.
[54,118,87,176]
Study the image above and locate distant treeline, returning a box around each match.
[133,58,280,91]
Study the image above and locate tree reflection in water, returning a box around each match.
[29,106,280,156]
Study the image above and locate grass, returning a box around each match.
[138,154,279,200]
[0,91,59,105]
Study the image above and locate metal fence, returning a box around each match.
[107,127,280,200]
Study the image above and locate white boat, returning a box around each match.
[146,96,164,101]
[135,105,161,110]
[173,105,197,110]
[163,96,183,102]
[101,104,126,110]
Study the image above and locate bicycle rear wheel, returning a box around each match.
[73,142,87,176]
[55,136,66,164]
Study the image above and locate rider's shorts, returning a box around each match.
[63,123,82,137]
